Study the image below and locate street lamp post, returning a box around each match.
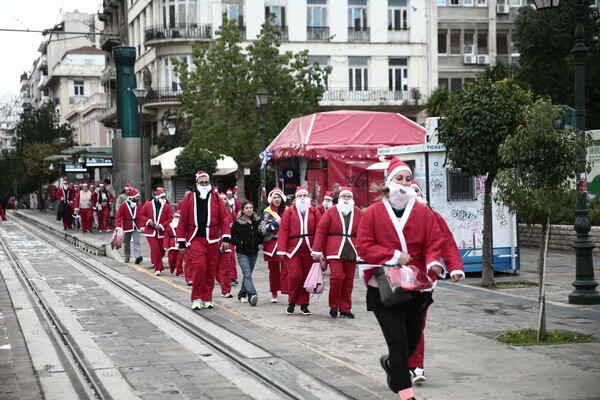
[533,0,600,304]
[132,87,149,201]
[256,86,270,210]
[163,122,177,150]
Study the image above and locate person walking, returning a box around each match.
[312,186,363,319]
[140,188,173,276]
[226,201,263,306]
[226,188,242,216]
[115,188,143,264]
[177,171,231,310]
[163,210,184,277]
[259,188,289,303]
[74,183,94,233]
[277,186,321,316]
[94,183,114,232]
[114,183,132,218]
[356,156,446,400]
[56,179,75,230]
[0,201,6,221]
[317,191,334,214]
[216,193,235,298]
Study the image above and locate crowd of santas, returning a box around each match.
[55,180,115,232]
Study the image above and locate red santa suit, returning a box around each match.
[115,200,141,232]
[277,190,321,310]
[163,215,184,276]
[0,204,6,221]
[140,194,173,274]
[74,186,94,232]
[56,184,76,229]
[94,187,114,232]
[177,179,231,304]
[312,201,363,314]
[216,203,236,296]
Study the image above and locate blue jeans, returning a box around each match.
[237,253,258,299]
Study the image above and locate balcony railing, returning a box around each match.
[321,87,420,102]
[144,87,183,104]
[388,28,409,42]
[348,27,370,42]
[307,26,330,41]
[145,23,212,43]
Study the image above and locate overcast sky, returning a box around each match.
[0,0,101,101]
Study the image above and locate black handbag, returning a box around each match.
[375,267,412,307]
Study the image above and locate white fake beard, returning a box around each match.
[172,218,179,228]
[322,201,332,210]
[338,199,354,215]
[227,198,234,206]
[387,182,416,209]
[159,198,166,205]
[197,185,211,199]
[296,198,310,214]
[415,196,428,205]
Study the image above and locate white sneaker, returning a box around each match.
[270,293,278,303]
[411,367,426,384]
[154,271,161,276]
[239,297,248,303]
[249,295,258,306]
[191,299,202,310]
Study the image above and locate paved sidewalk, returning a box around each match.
[5,209,600,399]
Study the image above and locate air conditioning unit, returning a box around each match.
[478,54,490,65]
[496,4,510,14]
[464,55,477,64]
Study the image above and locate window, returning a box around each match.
[477,0,487,5]
[464,0,473,5]
[438,78,449,89]
[477,30,488,54]
[307,0,327,27]
[438,30,447,54]
[348,0,368,29]
[309,56,329,88]
[437,0,446,4]
[163,55,195,92]
[162,0,198,28]
[447,169,476,201]
[450,78,462,92]
[450,0,460,5]
[450,30,461,54]
[388,0,408,30]
[464,30,474,54]
[348,57,369,91]
[265,5,286,26]
[497,31,509,55]
[389,58,408,94]
[74,81,84,96]
[223,4,244,27]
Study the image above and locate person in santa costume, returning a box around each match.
[163,210,185,277]
[317,191,334,214]
[140,188,173,276]
[216,193,235,298]
[74,183,94,233]
[226,188,242,216]
[177,171,231,310]
[223,191,240,286]
[259,187,289,303]
[405,181,464,384]
[356,156,446,400]
[0,202,6,221]
[56,179,75,230]
[94,183,114,232]
[277,186,322,315]
[312,186,363,319]
[115,188,143,264]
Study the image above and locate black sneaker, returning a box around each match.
[300,305,311,315]
[286,303,295,314]
[380,354,396,392]
[231,278,238,285]
[340,311,355,319]
[329,308,338,318]
[135,256,143,264]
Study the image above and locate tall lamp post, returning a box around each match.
[131,87,149,201]
[533,0,600,304]
[256,86,270,210]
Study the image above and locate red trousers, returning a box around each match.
[146,236,165,271]
[217,250,233,294]
[97,206,111,231]
[287,248,313,306]
[167,249,184,275]
[183,252,194,284]
[408,308,428,368]
[0,204,6,221]
[79,208,93,231]
[328,259,356,312]
[188,237,220,302]
[268,261,289,294]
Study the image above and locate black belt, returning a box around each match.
[290,233,314,239]
[327,233,356,238]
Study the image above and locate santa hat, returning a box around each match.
[295,186,309,196]
[174,209,181,217]
[195,170,209,181]
[411,181,422,193]
[339,186,353,197]
[323,191,333,201]
[124,183,132,190]
[128,189,140,199]
[155,188,166,198]
[380,156,412,186]
[268,187,285,203]
[219,193,227,200]
[81,182,88,187]
[226,188,233,194]
[99,183,105,187]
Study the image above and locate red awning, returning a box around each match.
[266,110,426,160]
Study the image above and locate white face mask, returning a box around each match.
[158,197,166,205]
[172,218,179,228]
[387,182,416,209]
[296,197,310,214]
[197,184,211,199]
[322,200,332,209]
[338,199,355,215]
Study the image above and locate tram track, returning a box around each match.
[2,216,353,400]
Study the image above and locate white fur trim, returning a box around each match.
[385,249,402,265]
[386,165,412,186]
[427,262,446,278]
[311,251,323,256]
[295,188,309,196]
[450,270,465,280]
[339,189,352,197]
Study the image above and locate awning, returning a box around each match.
[151,147,237,178]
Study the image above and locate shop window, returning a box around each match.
[447,169,476,201]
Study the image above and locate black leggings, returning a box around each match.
[373,292,431,392]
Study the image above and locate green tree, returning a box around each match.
[514,5,600,128]
[495,98,588,340]
[424,86,451,117]
[175,18,330,199]
[438,78,533,286]
[174,144,218,187]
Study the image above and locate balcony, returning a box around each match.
[320,87,421,103]
[144,87,183,104]
[100,66,116,85]
[388,28,409,42]
[100,26,121,51]
[70,96,86,105]
[307,27,331,41]
[348,27,370,42]
[145,23,212,44]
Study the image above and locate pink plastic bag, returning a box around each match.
[110,229,125,250]
[304,262,325,294]
[385,265,434,292]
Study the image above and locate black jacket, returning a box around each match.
[227,216,263,256]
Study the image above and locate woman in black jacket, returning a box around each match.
[226,201,263,306]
